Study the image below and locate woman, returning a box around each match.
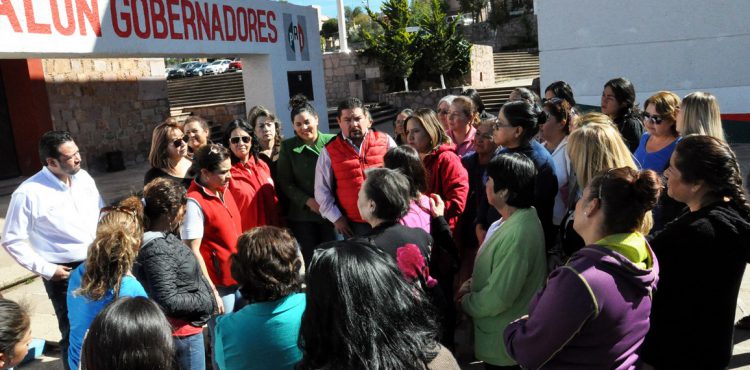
[181,144,243,315]
[298,239,461,370]
[436,95,456,132]
[635,91,681,173]
[481,100,557,250]
[405,109,469,232]
[183,115,211,159]
[67,199,148,370]
[508,87,540,106]
[214,227,305,370]
[384,145,431,233]
[0,298,31,370]
[676,91,726,141]
[458,153,547,370]
[277,95,337,266]
[461,88,494,119]
[601,77,643,152]
[393,108,413,145]
[541,97,573,228]
[133,178,215,370]
[247,106,283,177]
[358,168,434,287]
[81,297,174,370]
[223,119,282,230]
[563,116,641,256]
[504,167,661,369]
[640,136,750,369]
[448,96,479,157]
[544,80,578,122]
[144,118,193,188]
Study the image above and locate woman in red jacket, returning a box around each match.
[223,119,282,230]
[405,108,469,232]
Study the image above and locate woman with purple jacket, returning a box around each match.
[504,167,661,369]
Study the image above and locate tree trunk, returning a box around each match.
[440,74,446,89]
[404,77,409,92]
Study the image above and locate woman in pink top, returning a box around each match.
[447,96,479,157]
[384,145,431,233]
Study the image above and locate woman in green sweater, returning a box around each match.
[457,153,547,370]
[277,95,336,267]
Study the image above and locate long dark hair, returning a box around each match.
[673,135,750,216]
[545,80,577,106]
[81,297,174,370]
[604,77,639,121]
[223,119,260,163]
[298,239,440,370]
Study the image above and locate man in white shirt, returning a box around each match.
[314,98,396,237]
[2,131,104,370]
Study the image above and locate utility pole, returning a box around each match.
[337,0,350,53]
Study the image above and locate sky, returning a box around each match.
[287,0,385,19]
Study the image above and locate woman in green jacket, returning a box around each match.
[277,95,336,267]
[458,153,547,370]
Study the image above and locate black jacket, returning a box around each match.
[614,113,644,153]
[133,232,216,327]
[641,202,750,369]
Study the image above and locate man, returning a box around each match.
[2,131,104,370]
[314,98,396,237]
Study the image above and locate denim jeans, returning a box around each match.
[174,332,206,370]
[288,220,336,268]
[208,286,244,370]
[43,261,81,370]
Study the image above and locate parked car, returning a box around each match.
[227,59,242,72]
[204,59,231,75]
[167,61,199,80]
[186,62,209,77]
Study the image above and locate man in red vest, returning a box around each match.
[314,97,396,237]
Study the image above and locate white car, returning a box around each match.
[204,59,231,75]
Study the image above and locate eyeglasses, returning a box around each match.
[229,136,252,145]
[477,133,494,140]
[437,109,449,115]
[642,112,664,124]
[492,118,513,130]
[172,135,189,147]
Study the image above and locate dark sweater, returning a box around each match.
[641,202,750,369]
[614,113,644,153]
[133,232,215,327]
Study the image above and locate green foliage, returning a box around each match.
[321,19,339,38]
[362,0,422,90]
[459,0,487,22]
[362,0,471,91]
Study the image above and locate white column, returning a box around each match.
[336,0,349,53]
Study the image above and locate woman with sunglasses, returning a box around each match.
[640,136,750,370]
[504,167,660,369]
[223,119,282,230]
[145,118,194,188]
[635,92,681,175]
[66,197,147,370]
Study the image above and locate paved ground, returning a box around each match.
[1,142,749,369]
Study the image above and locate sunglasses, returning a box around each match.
[230,136,252,145]
[172,135,189,147]
[437,109,449,115]
[642,112,664,124]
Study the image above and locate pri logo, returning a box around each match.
[283,14,310,61]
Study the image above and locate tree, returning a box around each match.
[321,18,339,38]
[459,0,487,22]
[362,0,421,91]
[418,0,471,88]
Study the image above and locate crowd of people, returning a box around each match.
[1,78,749,370]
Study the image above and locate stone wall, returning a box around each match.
[179,102,247,134]
[379,87,464,111]
[43,58,169,172]
[468,44,495,88]
[461,14,538,51]
[322,52,387,106]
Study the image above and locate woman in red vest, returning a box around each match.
[405,108,469,232]
[181,144,243,315]
[223,119,282,230]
